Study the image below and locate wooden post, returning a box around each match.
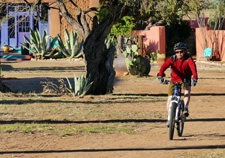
[122,34,145,57]
[138,35,143,56]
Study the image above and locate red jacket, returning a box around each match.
[158,55,198,82]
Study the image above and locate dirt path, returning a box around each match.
[0,60,225,158]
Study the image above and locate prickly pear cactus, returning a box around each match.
[123,44,150,76]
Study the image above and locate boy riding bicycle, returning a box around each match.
[157,42,198,127]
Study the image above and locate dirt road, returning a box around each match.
[0,60,225,158]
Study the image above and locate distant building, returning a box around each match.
[0,0,100,48]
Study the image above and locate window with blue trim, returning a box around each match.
[18,15,30,32]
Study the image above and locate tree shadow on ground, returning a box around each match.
[1,93,225,105]
[199,77,225,80]
[0,145,225,154]
[0,64,13,71]
[185,133,225,138]
[0,95,165,105]
[0,119,166,124]
[0,99,155,105]
[0,118,225,124]
[114,93,225,97]
[2,77,86,93]
[0,99,94,104]
[2,66,85,72]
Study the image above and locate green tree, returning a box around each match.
[110,16,136,38]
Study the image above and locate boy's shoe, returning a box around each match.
[184,109,189,117]
[165,121,170,128]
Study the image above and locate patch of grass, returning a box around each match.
[4,92,40,98]
[71,123,137,135]
[183,153,200,157]
[0,92,167,129]
[58,124,136,136]
[0,123,137,136]
[149,124,164,128]
[203,150,225,158]
[183,150,225,158]
[0,97,166,120]
[104,96,166,104]
[0,123,51,133]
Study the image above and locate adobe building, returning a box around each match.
[0,0,100,48]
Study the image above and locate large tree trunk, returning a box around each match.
[83,4,127,94]
[84,15,121,94]
[55,0,127,95]
[84,38,116,94]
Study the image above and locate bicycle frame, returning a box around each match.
[170,84,182,122]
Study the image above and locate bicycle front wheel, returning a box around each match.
[169,102,177,140]
[177,100,185,136]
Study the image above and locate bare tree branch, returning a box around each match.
[84,7,101,14]
[43,2,59,10]
[145,20,165,30]
[79,10,91,38]
[23,0,32,7]
[68,0,81,12]
[54,0,85,37]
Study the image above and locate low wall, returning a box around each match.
[196,28,225,61]
[132,26,166,57]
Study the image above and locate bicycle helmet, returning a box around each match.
[173,42,187,51]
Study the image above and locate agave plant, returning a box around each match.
[58,29,84,59]
[21,28,58,59]
[66,73,93,97]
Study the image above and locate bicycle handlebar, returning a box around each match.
[162,79,191,86]
[162,80,171,85]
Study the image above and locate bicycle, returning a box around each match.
[163,79,188,140]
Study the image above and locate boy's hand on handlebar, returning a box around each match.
[157,76,165,84]
[191,79,197,86]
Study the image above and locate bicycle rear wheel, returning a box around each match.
[169,102,177,140]
[177,100,185,136]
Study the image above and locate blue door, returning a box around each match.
[17,5,31,47]
[6,5,30,48]
[18,15,31,47]
[8,5,17,48]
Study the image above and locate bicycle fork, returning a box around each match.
[168,97,181,122]
[175,101,180,122]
